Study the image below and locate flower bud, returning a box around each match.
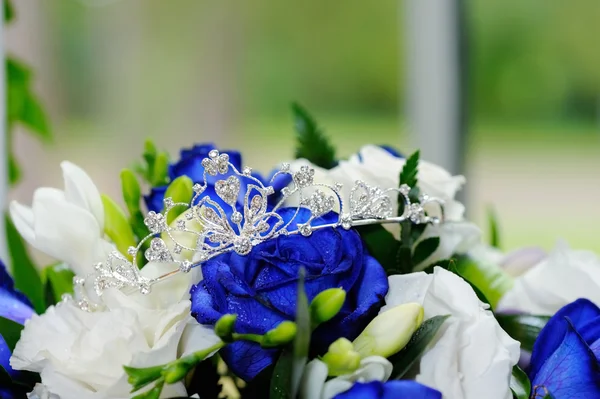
[101,194,136,260]
[215,314,237,342]
[321,338,361,376]
[262,321,297,348]
[309,288,346,327]
[352,302,424,358]
[164,176,194,224]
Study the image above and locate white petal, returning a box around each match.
[9,201,36,245]
[31,188,104,275]
[61,161,105,230]
[178,319,221,357]
[299,359,329,399]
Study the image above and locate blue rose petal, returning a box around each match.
[529,298,600,398]
[333,380,441,399]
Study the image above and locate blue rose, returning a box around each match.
[190,208,389,381]
[528,298,600,398]
[145,143,290,213]
[0,260,35,397]
[333,381,441,399]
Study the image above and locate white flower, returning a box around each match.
[27,384,60,399]
[498,241,600,315]
[299,356,392,399]
[290,145,480,269]
[11,261,217,399]
[383,267,519,399]
[10,162,112,275]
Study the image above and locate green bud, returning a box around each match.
[120,169,142,216]
[162,355,197,384]
[321,338,361,376]
[262,321,297,348]
[215,314,237,342]
[101,194,136,260]
[152,152,170,187]
[164,176,193,224]
[309,288,346,327]
[352,302,424,358]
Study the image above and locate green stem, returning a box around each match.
[232,333,264,344]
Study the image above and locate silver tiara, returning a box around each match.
[72,150,444,311]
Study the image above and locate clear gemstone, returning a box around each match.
[335,182,343,191]
[145,238,173,262]
[281,163,290,172]
[231,211,243,223]
[163,197,174,208]
[177,220,186,231]
[73,276,85,285]
[281,187,290,196]
[299,224,312,237]
[265,186,274,195]
[305,190,335,218]
[202,158,218,176]
[215,176,241,206]
[127,246,137,256]
[180,260,192,273]
[399,184,411,196]
[243,166,252,176]
[293,166,315,188]
[144,211,166,233]
[193,183,204,193]
[341,213,353,230]
[217,154,229,174]
[233,237,252,255]
[139,282,151,295]
[208,149,219,158]
[173,244,182,254]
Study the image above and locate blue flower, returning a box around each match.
[333,381,441,399]
[0,260,35,398]
[190,208,389,381]
[145,143,290,213]
[528,298,600,398]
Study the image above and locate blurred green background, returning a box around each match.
[6,0,600,252]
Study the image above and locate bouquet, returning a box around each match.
[1,105,598,399]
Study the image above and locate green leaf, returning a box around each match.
[5,213,45,314]
[0,316,24,352]
[43,263,75,305]
[101,195,137,260]
[395,221,413,275]
[412,237,440,267]
[21,91,51,141]
[132,379,164,399]
[164,176,193,224]
[292,102,336,169]
[510,365,531,399]
[270,268,311,399]
[4,0,14,23]
[399,150,419,188]
[488,206,501,249]
[496,314,550,352]
[121,169,142,216]
[453,255,513,308]
[355,225,401,275]
[9,151,21,186]
[389,315,449,379]
[152,152,170,187]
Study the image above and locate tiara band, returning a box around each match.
[71,150,445,311]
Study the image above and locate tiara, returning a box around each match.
[72,150,445,311]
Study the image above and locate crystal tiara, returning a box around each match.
[72,150,445,311]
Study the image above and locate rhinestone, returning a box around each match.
[196,251,208,262]
[305,190,335,218]
[144,211,166,233]
[193,183,204,193]
[78,300,90,312]
[399,184,411,196]
[281,187,290,196]
[217,154,229,174]
[293,166,315,188]
[279,228,288,236]
[243,166,252,176]
[177,220,186,231]
[281,163,290,172]
[127,246,137,256]
[231,211,243,223]
[299,224,312,237]
[215,176,241,206]
[208,149,219,159]
[341,214,353,230]
[185,211,194,220]
[265,186,274,195]
[250,195,263,214]
[202,158,218,176]
[73,276,85,285]
[174,244,182,254]
[163,197,174,208]
[145,238,173,262]
[139,282,151,295]
[335,182,343,191]
[233,237,252,255]
[180,260,192,273]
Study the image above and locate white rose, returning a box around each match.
[299,356,392,399]
[290,145,480,269]
[11,262,218,399]
[10,162,112,275]
[383,267,519,399]
[498,241,600,315]
[27,384,60,399]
